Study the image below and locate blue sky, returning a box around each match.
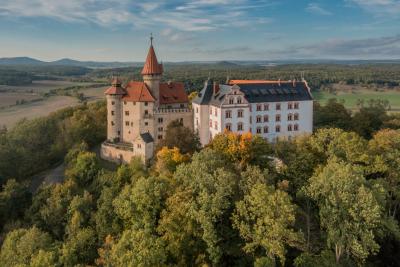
[0,0,399,61]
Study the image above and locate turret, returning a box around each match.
[105,77,125,142]
[142,34,163,106]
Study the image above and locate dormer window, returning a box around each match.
[237,97,242,104]
[229,97,234,104]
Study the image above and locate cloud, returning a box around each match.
[305,3,332,15]
[346,0,400,16]
[274,34,400,59]
[0,0,275,32]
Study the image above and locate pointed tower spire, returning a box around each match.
[141,34,163,75]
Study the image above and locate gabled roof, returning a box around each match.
[122,81,155,102]
[141,45,163,75]
[159,82,189,104]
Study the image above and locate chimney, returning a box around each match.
[213,81,220,95]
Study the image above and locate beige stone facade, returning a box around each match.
[100,39,193,164]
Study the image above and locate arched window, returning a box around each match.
[225,123,232,131]
[294,113,299,120]
[263,126,269,133]
[288,124,293,131]
[288,113,293,121]
[275,125,281,132]
[288,102,293,109]
[294,124,299,131]
[229,97,234,104]
[256,104,262,111]
[237,122,243,131]
[256,115,262,123]
[237,97,242,104]
[256,127,262,134]
[294,102,299,109]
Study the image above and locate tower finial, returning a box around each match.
[150,33,153,46]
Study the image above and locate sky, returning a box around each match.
[0,0,399,62]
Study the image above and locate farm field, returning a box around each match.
[0,96,80,128]
[0,92,42,108]
[0,80,92,93]
[313,89,400,111]
[80,86,108,102]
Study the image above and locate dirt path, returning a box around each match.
[29,163,65,193]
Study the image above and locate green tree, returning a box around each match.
[65,151,100,187]
[0,227,55,267]
[306,159,382,264]
[60,227,97,266]
[233,183,303,265]
[156,119,201,154]
[314,99,352,130]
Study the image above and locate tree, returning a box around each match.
[60,227,97,266]
[209,131,272,168]
[113,176,167,232]
[106,229,167,267]
[352,105,388,139]
[0,179,31,230]
[155,146,189,176]
[0,227,55,267]
[65,151,100,187]
[314,99,352,130]
[156,120,201,154]
[233,183,303,265]
[306,159,382,264]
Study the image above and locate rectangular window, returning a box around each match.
[209,119,212,128]
[210,108,213,115]
[237,110,243,118]
[111,121,114,126]
[276,125,281,132]
[214,121,218,130]
[145,122,148,126]
[276,114,281,122]
[288,124,293,131]
[264,115,269,122]
[158,118,163,124]
[264,104,269,111]
[237,123,243,131]
[225,110,232,118]
[256,116,262,123]
[256,104,262,111]
[276,103,281,110]
[144,110,148,115]
[214,109,218,116]
[180,104,184,108]
[125,121,129,126]
[111,101,115,105]
[294,113,299,120]
[124,101,127,105]
[256,127,262,134]
[196,107,199,113]
[158,135,163,140]
[158,127,163,131]
[225,124,231,131]
[288,103,293,109]
[111,111,115,116]
[294,102,299,109]
[144,102,148,106]
[125,111,129,116]
[294,124,299,131]
[264,126,269,133]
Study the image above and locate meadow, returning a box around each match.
[313,89,400,111]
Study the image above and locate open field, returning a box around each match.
[313,89,400,111]
[80,86,108,102]
[0,96,80,128]
[0,80,92,93]
[0,92,42,108]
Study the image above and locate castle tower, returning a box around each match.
[141,35,163,106]
[105,77,125,142]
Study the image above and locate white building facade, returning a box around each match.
[193,79,313,146]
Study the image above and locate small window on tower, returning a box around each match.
[124,101,127,105]
[158,135,163,140]
[145,102,148,106]
[111,121,114,126]
[111,111,115,116]
[125,121,129,126]
[125,111,129,116]
[145,122,148,126]
[144,110,148,115]
[111,101,115,105]
[158,118,163,124]
[180,104,184,108]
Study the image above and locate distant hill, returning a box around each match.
[0,57,45,65]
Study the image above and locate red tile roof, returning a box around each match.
[159,82,188,104]
[141,45,163,75]
[104,85,126,95]
[122,81,155,102]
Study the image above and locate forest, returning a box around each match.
[0,99,399,267]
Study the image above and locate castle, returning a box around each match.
[192,79,313,146]
[100,37,193,164]
[101,37,313,164]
